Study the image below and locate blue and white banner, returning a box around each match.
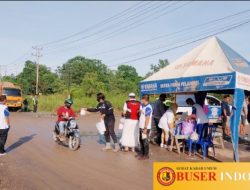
[140,73,236,94]
[207,106,222,119]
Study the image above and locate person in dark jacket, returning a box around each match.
[152,94,167,145]
[221,95,231,138]
[86,93,119,152]
[23,98,29,112]
[247,97,250,123]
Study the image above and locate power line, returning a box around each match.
[89,9,250,57]
[106,17,250,63]
[38,1,148,47]
[43,1,189,56]
[1,51,30,67]
[43,1,173,52]
[86,1,189,46]
[108,20,250,67]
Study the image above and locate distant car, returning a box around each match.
[176,94,222,122]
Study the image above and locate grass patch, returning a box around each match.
[35,93,128,113]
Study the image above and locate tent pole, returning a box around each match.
[230,88,244,162]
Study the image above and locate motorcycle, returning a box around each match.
[53,117,81,151]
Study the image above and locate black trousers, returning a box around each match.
[0,128,9,153]
[154,118,162,145]
[24,105,28,112]
[139,129,150,156]
[104,119,118,143]
[33,104,37,112]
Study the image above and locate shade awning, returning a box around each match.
[141,36,250,94]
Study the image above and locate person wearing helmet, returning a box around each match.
[86,93,119,152]
[57,98,76,139]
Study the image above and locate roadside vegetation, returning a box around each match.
[3,56,169,113]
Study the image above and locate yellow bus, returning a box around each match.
[0,82,22,110]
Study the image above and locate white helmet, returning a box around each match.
[129,92,136,98]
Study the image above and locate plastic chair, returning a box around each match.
[169,122,189,154]
[186,123,199,155]
[194,124,217,159]
[213,131,225,149]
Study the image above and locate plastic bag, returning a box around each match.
[118,123,124,130]
[181,121,194,136]
[96,120,106,135]
[190,131,199,141]
[118,118,125,130]
[245,118,249,125]
[80,108,86,116]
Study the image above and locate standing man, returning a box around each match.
[186,98,209,127]
[86,93,119,152]
[0,95,10,156]
[240,96,249,137]
[23,98,29,112]
[248,97,250,123]
[137,94,153,160]
[221,95,231,138]
[120,92,141,152]
[153,94,167,145]
[33,95,38,113]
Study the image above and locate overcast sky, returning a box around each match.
[1,1,250,76]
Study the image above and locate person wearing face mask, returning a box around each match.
[57,99,76,140]
[86,93,119,152]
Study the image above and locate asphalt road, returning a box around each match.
[0,112,249,190]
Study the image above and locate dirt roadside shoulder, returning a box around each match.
[0,158,14,190]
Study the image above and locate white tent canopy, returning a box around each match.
[140,36,250,162]
[142,37,250,93]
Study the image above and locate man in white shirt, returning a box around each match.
[137,94,152,160]
[186,98,208,125]
[0,95,10,156]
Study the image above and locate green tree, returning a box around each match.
[57,56,111,89]
[1,74,17,83]
[145,59,169,78]
[81,72,106,97]
[112,65,142,94]
[16,60,63,95]
[116,65,139,81]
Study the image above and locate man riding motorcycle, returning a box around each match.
[57,99,76,140]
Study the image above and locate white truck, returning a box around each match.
[176,94,222,123]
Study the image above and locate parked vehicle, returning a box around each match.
[176,94,222,122]
[0,82,22,110]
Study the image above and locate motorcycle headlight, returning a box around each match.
[69,120,77,128]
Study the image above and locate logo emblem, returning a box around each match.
[157,167,176,186]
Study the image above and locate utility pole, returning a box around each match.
[0,65,2,82]
[32,46,43,95]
